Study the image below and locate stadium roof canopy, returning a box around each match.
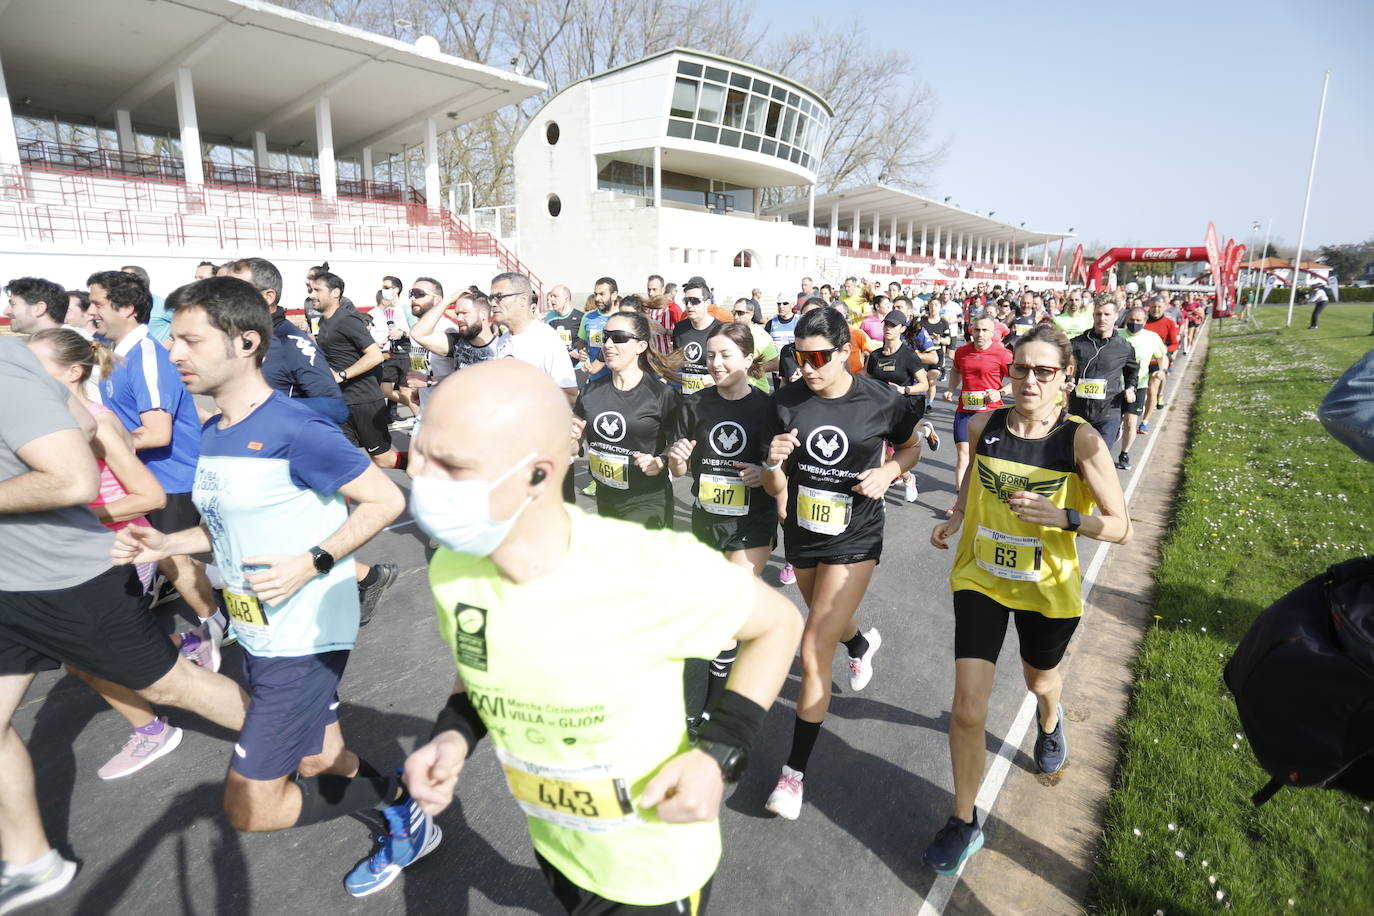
[767,182,1072,249]
[0,0,546,157]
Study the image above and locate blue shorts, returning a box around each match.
[953,410,975,444]
[232,650,348,781]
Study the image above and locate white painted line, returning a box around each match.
[917,335,1201,916]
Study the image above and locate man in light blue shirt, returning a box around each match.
[120,265,171,343]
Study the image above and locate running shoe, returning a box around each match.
[178,619,222,673]
[97,718,183,780]
[904,476,919,503]
[921,422,941,452]
[147,573,180,609]
[582,480,598,497]
[778,563,796,586]
[358,563,398,627]
[1034,702,1067,774]
[1137,421,1149,435]
[764,765,804,820]
[922,815,984,874]
[1155,398,1167,410]
[344,796,442,897]
[0,856,78,915]
[388,416,417,432]
[1116,451,1131,470]
[847,627,882,691]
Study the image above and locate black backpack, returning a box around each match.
[1223,556,1374,805]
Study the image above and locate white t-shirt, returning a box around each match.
[507,320,577,389]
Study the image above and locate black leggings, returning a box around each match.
[952,589,1080,671]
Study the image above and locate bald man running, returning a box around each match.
[403,360,801,915]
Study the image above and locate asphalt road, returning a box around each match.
[15,353,1195,916]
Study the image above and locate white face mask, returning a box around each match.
[381,288,396,302]
[409,453,537,557]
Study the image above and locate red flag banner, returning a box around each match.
[1219,239,1236,312]
[1069,244,1085,286]
[1226,243,1247,304]
[1204,221,1221,290]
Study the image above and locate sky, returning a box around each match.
[754,0,1373,253]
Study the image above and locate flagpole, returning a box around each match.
[1287,71,1330,327]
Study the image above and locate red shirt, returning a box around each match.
[952,342,1013,413]
[1145,316,1180,353]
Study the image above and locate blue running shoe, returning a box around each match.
[922,815,984,874]
[344,797,442,897]
[1035,702,1067,774]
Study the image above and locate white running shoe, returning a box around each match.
[765,765,804,820]
[847,627,882,691]
[904,476,919,503]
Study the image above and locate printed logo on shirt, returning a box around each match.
[805,425,849,466]
[683,341,703,363]
[709,421,747,458]
[291,335,320,366]
[452,602,489,671]
[592,411,627,442]
[247,441,264,451]
[977,464,1066,503]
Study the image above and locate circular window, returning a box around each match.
[545,121,560,145]
[547,194,562,218]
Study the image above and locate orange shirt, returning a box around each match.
[847,327,877,373]
[708,304,734,324]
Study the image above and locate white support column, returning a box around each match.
[830,201,839,250]
[852,207,860,248]
[932,226,942,261]
[253,131,268,169]
[1042,244,1050,268]
[957,232,964,261]
[173,66,203,185]
[115,109,136,155]
[890,217,899,256]
[871,210,880,250]
[361,147,373,184]
[920,224,928,256]
[905,220,914,255]
[807,184,815,229]
[423,117,439,211]
[653,146,662,209]
[0,52,20,166]
[315,96,338,198]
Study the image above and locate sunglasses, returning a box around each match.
[602,329,644,344]
[683,296,704,306]
[1007,363,1062,382]
[408,288,430,298]
[488,291,526,303]
[732,310,751,317]
[794,347,841,369]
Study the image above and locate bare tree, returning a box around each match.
[272,0,941,208]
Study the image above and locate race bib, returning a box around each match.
[960,391,988,411]
[588,328,604,347]
[797,485,852,535]
[973,526,1043,582]
[588,448,629,489]
[497,748,638,834]
[223,588,269,631]
[699,473,748,516]
[557,327,572,345]
[1077,378,1106,400]
[409,355,430,372]
[681,372,710,393]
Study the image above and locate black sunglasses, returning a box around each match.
[408,288,430,298]
[603,329,644,344]
[683,296,704,306]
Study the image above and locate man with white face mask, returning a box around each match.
[404,359,802,915]
[110,277,436,898]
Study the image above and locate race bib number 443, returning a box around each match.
[497,748,638,834]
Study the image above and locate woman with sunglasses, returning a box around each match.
[864,310,941,503]
[759,307,923,820]
[573,312,683,529]
[922,323,1131,874]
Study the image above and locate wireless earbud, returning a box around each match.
[531,468,547,485]
[242,339,253,351]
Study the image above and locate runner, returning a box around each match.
[766,297,799,351]
[760,306,922,820]
[405,277,457,415]
[402,358,801,915]
[1067,299,1137,452]
[544,284,583,358]
[673,277,723,395]
[579,277,620,381]
[110,277,433,897]
[1117,306,1168,469]
[373,275,420,431]
[0,335,246,914]
[574,311,682,530]
[728,299,780,393]
[1139,296,1181,432]
[88,269,225,667]
[490,272,577,405]
[918,297,953,400]
[943,316,1014,516]
[923,322,1132,874]
[864,310,940,503]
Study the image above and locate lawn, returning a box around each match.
[1094,305,1374,915]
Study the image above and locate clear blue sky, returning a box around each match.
[756,0,1372,252]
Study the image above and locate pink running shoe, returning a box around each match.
[765,765,804,820]
[97,718,183,779]
[178,618,223,673]
[847,627,883,691]
[779,563,797,586]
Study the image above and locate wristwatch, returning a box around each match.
[1062,508,1082,533]
[309,546,335,574]
[694,739,748,784]
[338,369,349,381]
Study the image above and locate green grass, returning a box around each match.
[1094,306,1374,915]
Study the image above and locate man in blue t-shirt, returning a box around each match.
[577,276,619,381]
[90,269,224,667]
[112,276,437,897]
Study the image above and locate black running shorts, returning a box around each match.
[147,490,201,534]
[535,851,712,915]
[342,400,392,456]
[953,589,1080,670]
[787,551,880,570]
[690,506,777,553]
[0,566,177,689]
[595,481,675,531]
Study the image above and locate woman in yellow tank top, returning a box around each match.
[921,323,1133,875]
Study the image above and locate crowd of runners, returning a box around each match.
[0,261,1213,913]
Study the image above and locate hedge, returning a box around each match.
[1239,286,1374,303]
